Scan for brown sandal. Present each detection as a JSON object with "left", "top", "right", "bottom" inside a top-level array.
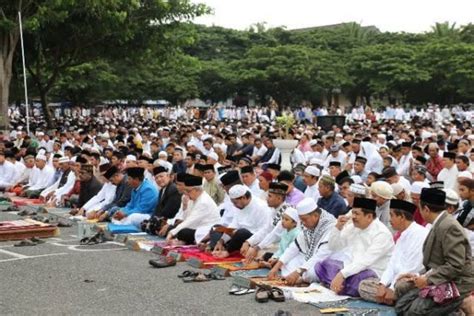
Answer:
[
  {"left": 255, "top": 287, "right": 270, "bottom": 303},
  {"left": 270, "top": 287, "right": 285, "bottom": 302}
]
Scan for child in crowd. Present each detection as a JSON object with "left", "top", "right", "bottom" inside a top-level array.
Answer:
[{"left": 262, "top": 208, "right": 300, "bottom": 277}]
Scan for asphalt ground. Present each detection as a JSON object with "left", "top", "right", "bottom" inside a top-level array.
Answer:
[{"left": 0, "top": 210, "right": 318, "bottom": 315}]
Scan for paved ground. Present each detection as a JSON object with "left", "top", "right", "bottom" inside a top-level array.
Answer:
[{"left": 0, "top": 211, "right": 318, "bottom": 315}]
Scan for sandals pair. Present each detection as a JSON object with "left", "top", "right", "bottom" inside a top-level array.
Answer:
[
  {"left": 178, "top": 270, "right": 225, "bottom": 282},
  {"left": 14, "top": 237, "right": 45, "bottom": 247},
  {"left": 80, "top": 232, "right": 107, "bottom": 245},
  {"left": 255, "top": 286, "right": 285, "bottom": 303},
  {"left": 229, "top": 284, "right": 256, "bottom": 295}
]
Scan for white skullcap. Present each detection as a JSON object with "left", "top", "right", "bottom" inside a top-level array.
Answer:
[
  {"left": 370, "top": 181, "right": 394, "bottom": 200},
  {"left": 125, "top": 155, "right": 137, "bottom": 162},
  {"left": 36, "top": 154, "right": 47, "bottom": 161},
  {"left": 296, "top": 198, "right": 318, "bottom": 216},
  {"left": 37, "top": 148, "right": 46, "bottom": 156},
  {"left": 229, "top": 184, "right": 249, "bottom": 199},
  {"left": 158, "top": 151, "right": 168, "bottom": 157},
  {"left": 350, "top": 184, "right": 366, "bottom": 195},
  {"left": 351, "top": 175, "right": 363, "bottom": 184},
  {"left": 309, "top": 140, "right": 318, "bottom": 147},
  {"left": 335, "top": 133, "right": 343, "bottom": 138},
  {"left": 458, "top": 171, "right": 473, "bottom": 179},
  {"left": 150, "top": 132, "right": 158, "bottom": 138},
  {"left": 411, "top": 181, "right": 429, "bottom": 194},
  {"left": 391, "top": 183, "right": 404, "bottom": 196},
  {"left": 37, "top": 132, "right": 44, "bottom": 136},
  {"left": 444, "top": 189, "right": 459, "bottom": 205},
  {"left": 378, "top": 134, "right": 386, "bottom": 139},
  {"left": 208, "top": 152, "right": 219, "bottom": 161},
  {"left": 304, "top": 166, "right": 320, "bottom": 177},
  {"left": 58, "top": 157, "right": 70, "bottom": 164},
  {"left": 70, "top": 156, "right": 77, "bottom": 162},
  {"left": 283, "top": 207, "right": 300, "bottom": 224},
  {"left": 468, "top": 135, "right": 474, "bottom": 141}
]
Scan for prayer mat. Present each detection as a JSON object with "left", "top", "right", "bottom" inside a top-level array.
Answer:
[
  {"left": 0, "top": 219, "right": 59, "bottom": 241},
  {"left": 10, "top": 197, "right": 44, "bottom": 207},
  {"left": 107, "top": 224, "right": 141, "bottom": 234},
  {"left": 182, "top": 249, "right": 243, "bottom": 268},
  {"left": 214, "top": 261, "right": 261, "bottom": 276}
]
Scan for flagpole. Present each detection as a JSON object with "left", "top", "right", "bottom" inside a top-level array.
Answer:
[{"left": 18, "top": 11, "right": 30, "bottom": 135}]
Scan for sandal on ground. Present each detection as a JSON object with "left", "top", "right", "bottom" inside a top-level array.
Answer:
[
  {"left": 205, "top": 272, "right": 225, "bottom": 280},
  {"left": 234, "top": 288, "right": 256, "bottom": 296},
  {"left": 192, "top": 273, "right": 210, "bottom": 282},
  {"left": 149, "top": 256, "right": 177, "bottom": 268},
  {"left": 30, "top": 237, "right": 45, "bottom": 244},
  {"left": 14, "top": 239, "right": 37, "bottom": 247},
  {"left": 79, "top": 237, "right": 90, "bottom": 245},
  {"left": 269, "top": 287, "right": 285, "bottom": 302},
  {"left": 178, "top": 270, "right": 198, "bottom": 278},
  {"left": 229, "top": 284, "right": 241, "bottom": 294},
  {"left": 255, "top": 287, "right": 270, "bottom": 303}
]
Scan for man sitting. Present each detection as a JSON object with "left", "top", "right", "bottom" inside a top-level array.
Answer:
[
  {"left": 22, "top": 154, "right": 55, "bottom": 198},
  {"left": 241, "top": 182, "right": 291, "bottom": 263},
  {"left": 202, "top": 164, "right": 225, "bottom": 205},
  {"left": 111, "top": 167, "right": 159, "bottom": 227},
  {"left": 359, "top": 199, "right": 429, "bottom": 305},
  {"left": 212, "top": 185, "right": 272, "bottom": 258},
  {"left": 268, "top": 198, "right": 336, "bottom": 285},
  {"left": 316, "top": 197, "right": 394, "bottom": 297},
  {"left": 166, "top": 174, "right": 220, "bottom": 245},
  {"left": 317, "top": 175, "right": 347, "bottom": 218},
  {"left": 395, "top": 188, "right": 474, "bottom": 315}
]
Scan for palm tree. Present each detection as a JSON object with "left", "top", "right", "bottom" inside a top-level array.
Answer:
[{"left": 430, "top": 22, "right": 460, "bottom": 38}]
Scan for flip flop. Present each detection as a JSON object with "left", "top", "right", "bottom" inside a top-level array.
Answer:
[
  {"left": 192, "top": 273, "right": 210, "bottom": 282},
  {"left": 178, "top": 270, "right": 198, "bottom": 278},
  {"left": 80, "top": 237, "right": 90, "bottom": 245},
  {"left": 255, "top": 287, "right": 270, "bottom": 303},
  {"left": 205, "top": 272, "right": 225, "bottom": 280},
  {"left": 14, "top": 239, "right": 37, "bottom": 247},
  {"left": 229, "top": 284, "right": 242, "bottom": 294},
  {"left": 270, "top": 287, "right": 285, "bottom": 302},
  {"left": 234, "top": 288, "right": 256, "bottom": 296}
]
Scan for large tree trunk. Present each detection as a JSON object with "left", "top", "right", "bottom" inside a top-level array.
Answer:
[
  {"left": 0, "top": 29, "right": 20, "bottom": 133},
  {"left": 38, "top": 88, "right": 55, "bottom": 129}
]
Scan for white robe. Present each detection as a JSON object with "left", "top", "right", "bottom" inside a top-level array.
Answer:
[
  {"left": 437, "top": 165, "right": 459, "bottom": 192},
  {"left": 83, "top": 182, "right": 117, "bottom": 213},
  {"left": 328, "top": 217, "right": 394, "bottom": 278},
  {"left": 380, "top": 222, "right": 429, "bottom": 289},
  {"left": 0, "top": 160, "right": 17, "bottom": 188},
  {"left": 26, "top": 165, "right": 55, "bottom": 191},
  {"left": 304, "top": 183, "right": 320, "bottom": 203},
  {"left": 169, "top": 191, "right": 221, "bottom": 243}
]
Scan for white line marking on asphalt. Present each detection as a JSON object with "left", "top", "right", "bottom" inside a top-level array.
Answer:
[
  {"left": 0, "top": 252, "right": 68, "bottom": 263},
  {"left": 0, "top": 248, "right": 28, "bottom": 258}
]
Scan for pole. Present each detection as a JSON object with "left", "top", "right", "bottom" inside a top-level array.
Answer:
[{"left": 18, "top": 11, "right": 30, "bottom": 135}]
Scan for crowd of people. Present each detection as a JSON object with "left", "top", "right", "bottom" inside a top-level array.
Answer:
[{"left": 1, "top": 103, "right": 473, "bottom": 315}]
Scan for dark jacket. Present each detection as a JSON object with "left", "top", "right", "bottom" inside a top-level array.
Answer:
[
  {"left": 103, "top": 175, "right": 133, "bottom": 211},
  {"left": 78, "top": 176, "right": 103, "bottom": 208},
  {"left": 423, "top": 211, "right": 474, "bottom": 296},
  {"left": 152, "top": 182, "right": 182, "bottom": 219}
]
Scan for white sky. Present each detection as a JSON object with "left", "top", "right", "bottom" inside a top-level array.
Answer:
[{"left": 192, "top": 0, "right": 473, "bottom": 33}]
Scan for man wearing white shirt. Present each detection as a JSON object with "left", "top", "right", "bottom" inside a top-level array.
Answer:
[
  {"left": 437, "top": 152, "right": 459, "bottom": 191},
  {"left": 212, "top": 185, "right": 272, "bottom": 258},
  {"left": 83, "top": 171, "right": 117, "bottom": 218},
  {"left": 239, "top": 165, "right": 264, "bottom": 199},
  {"left": 251, "top": 138, "right": 267, "bottom": 163},
  {"left": 40, "top": 157, "right": 75, "bottom": 205},
  {"left": 359, "top": 199, "right": 429, "bottom": 305},
  {"left": 303, "top": 166, "right": 320, "bottom": 203},
  {"left": 22, "top": 154, "right": 55, "bottom": 198},
  {"left": 396, "top": 142, "right": 412, "bottom": 178},
  {"left": 269, "top": 198, "right": 336, "bottom": 285},
  {"left": 0, "top": 151, "right": 16, "bottom": 190},
  {"left": 316, "top": 197, "right": 394, "bottom": 297},
  {"left": 241, "top": 182, "right": 291, "bottom": 263},
  {"left": 166, "top": 175, "right": 220, "bottom": 245}
]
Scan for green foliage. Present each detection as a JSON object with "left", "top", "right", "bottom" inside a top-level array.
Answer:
[{"left": 276, "top": 113, "right": 296, "bottom": 139}]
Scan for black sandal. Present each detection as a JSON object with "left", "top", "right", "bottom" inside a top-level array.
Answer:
[
  {"left": 205, "top": 272, "right": 225, "bottom": 280},
  {"left": 269, "top": 287, "right": 285, "bottom": 302},
  {"left": 178, "top": 270, "right": 198, "bottom": 278}
]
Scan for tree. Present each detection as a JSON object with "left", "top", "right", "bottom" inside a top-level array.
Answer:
[{"left": 2, "top": 0, "right": 209, "bottom": 129}]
